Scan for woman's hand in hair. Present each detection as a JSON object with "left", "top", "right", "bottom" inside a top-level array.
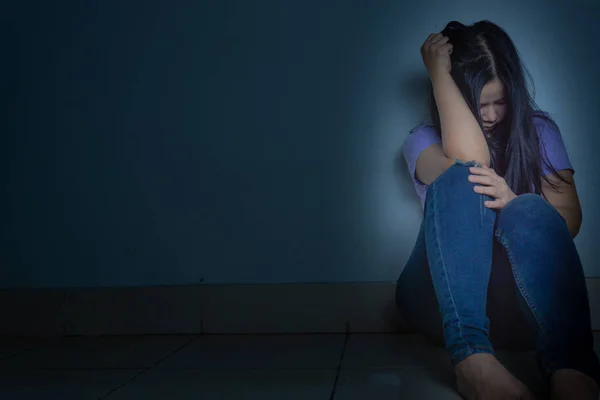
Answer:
[
  {"left": 421, "top": 33, "right": 453, "bottom": 77},
  {"left": 468, "top": 165, "right": 517, "bottom": 209}
]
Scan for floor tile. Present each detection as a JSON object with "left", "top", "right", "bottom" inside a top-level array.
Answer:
[
  {"left": 0, "top": 339, "right": 44, "bottom": 360},
  {"left": 104, "top": 369, "right": 337, "bottom": 400},
  {"left": 0, "top": 369, "right": 141, "bottom": 400},
  {"left": 342, "top": 334, "right": 449, "bottom": 369},
  {"left": 0, "top": 335, "right": 193, "bottom": 370},
  {"left": 157, "top": 334, "right": 345, "bottom": 370},
  {"left": 341, "top": 335, "right": 548, "bottom": 398},
  {"left": 334, "top": 369, "right": 461, "bottom": 399}
]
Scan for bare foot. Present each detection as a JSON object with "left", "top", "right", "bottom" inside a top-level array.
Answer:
[
  {"left": 550, "top": 369, "right": 599, "bottom": 400},
  {"left": 455, "top": 353, "right": 536, "bottom": 400}
]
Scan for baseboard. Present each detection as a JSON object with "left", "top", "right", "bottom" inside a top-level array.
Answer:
[{"left": 0, "top": 280, "right": 598, "bottom": 337}]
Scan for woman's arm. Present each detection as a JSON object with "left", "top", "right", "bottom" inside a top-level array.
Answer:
[
  {"left": 541, "top": 170, "right": 582, "bottom": 238},
  {"left": 431, "top": 70, "right": 491, "bottom": 166}
]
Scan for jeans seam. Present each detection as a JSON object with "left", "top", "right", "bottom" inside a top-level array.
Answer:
[
  {"left": 494, "top": 228, "right": 557, "bottom": 374},
  {"left": 431, "top": 178, "right": 472, "bottom": 359}
]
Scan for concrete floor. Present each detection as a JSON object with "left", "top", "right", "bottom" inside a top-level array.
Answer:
[{"left": 0, "top": 332, "right": 598, "bottom": 399}]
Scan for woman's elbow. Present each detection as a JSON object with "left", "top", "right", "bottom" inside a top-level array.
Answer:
[{"left": 454, "top": 154, "right": 490, "bottom": 168}]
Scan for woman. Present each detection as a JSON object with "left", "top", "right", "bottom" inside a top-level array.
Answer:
[{"left": 396, "top": 20, "right": 600, "bottom": 400}]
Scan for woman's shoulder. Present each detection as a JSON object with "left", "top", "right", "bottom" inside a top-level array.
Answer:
[
  {"left": 404, "top": 123, "right": 440, "bottom": 148},
  {"left": 403, "top": 123, "right": 442, "bottom": 160},
  {"left": 532, "top": 110, "right": 562, "bottom": 138},
  {"left": 533, "top": 110, "right": 558, "bottom": 127}
]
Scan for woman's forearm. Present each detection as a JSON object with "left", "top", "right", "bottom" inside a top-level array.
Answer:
[{"left": 431, "top": 70, "right": 490, "bottom": 166}]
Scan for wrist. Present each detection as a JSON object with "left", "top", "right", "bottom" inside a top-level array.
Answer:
[{"left": 429, "top": 69, "right": 452, "bottom": 84}]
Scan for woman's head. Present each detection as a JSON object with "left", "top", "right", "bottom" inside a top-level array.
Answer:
[
  {"left": 434, "top": 21, "right": 517, "bottom": 133},
  {"left": 428, "top": 20, "right": 566, "bottom": 195},
  {"left": 479, "top": 79, "right": 507, "bottom": 131}
]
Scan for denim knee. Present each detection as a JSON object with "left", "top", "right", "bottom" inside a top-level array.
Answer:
[
  {"left": 427, "top": 160, "right": 480, "bottom": 191},
  {"left": 424, "top": 157, "right": 490, "bottom": 217},
  {"left": 498, "top": 193, "right": 568, "bottom": 235}
]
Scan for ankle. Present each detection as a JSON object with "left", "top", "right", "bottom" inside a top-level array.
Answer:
[
  {"left": 454, "top": 352, "right": 502, "bottom": 384},
  {"left": 455, "top": 353, "right": 498, "bottom": 372}
]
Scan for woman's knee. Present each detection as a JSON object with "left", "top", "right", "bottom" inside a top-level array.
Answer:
[
  {"left": 497, "top": 193, "right": 567, "bottom": 236},
  {"left": 429, "top": 160, "right": 480, "bottom": 192},
  {"left": 424, "top": 160, "right": 494, "bottom": 219}
]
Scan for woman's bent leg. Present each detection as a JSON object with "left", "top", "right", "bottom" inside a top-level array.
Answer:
[
  {"left": 495, "top": 193, "right": 600, "bottom": 388},
  {"left": 396, "top": 217, "right": 537, "bottom": 352},
  {"left": 404, "top": 160, "right": 498, "bottom": 365}
]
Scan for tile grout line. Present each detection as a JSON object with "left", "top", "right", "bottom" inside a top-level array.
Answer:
[
  {"left": 0, "top": 341, "right": 47, "bottom": 362},
  {"left": 61, "top": 290, "right": 67, "bottom": 336},
  {"left": 329, "top": 322, "right": 351, "bottom": 400},
  {"left": 96, "top": 335, "right": 200, "bottom": 400}
]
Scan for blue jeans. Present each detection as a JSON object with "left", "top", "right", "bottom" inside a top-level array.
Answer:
[{"left": 396, "top": 160, "right": 600, "bottom": 388}]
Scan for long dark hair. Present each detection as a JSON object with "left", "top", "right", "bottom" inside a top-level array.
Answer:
[{"left": 428, "top": 20, "right": 569, "bottom": 195}]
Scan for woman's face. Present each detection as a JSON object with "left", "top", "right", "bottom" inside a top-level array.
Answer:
[{"left": 480, "top": 79, "right": 507, "bottom": 132}]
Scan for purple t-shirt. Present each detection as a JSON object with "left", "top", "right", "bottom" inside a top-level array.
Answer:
[{"left": 402, "top": 112, "right": 574, "bottom": 209}]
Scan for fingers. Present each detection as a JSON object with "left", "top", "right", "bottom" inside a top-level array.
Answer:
[
  {"left": 469, "top": 167, "right": 494, "bottom": 178},
  {"left": 469, "top": 167, "right": 501, "bottom": 181},
  {"left": 473, "top": 185, "right": 497, "bottom": 197},
  {"left": 423, "top": 33, "right": 450, "bottom": 48},
  {"left": 430, "top": 34, "right": 448, "bottom": 45},
  {"left": 423, "top": 33, "right": 449, "bottom": 49},
  {"left": 483, "top": 199, "right": 503, "bottom": 209},
  {"left": 468, "top": 166, "right": 512, "bottom": 209},
  {"left": 441, "top": 43, "right": 453, "bottom": 54},
  {"left": 468, "top": 174, "right": 494, "bottom": 186}
]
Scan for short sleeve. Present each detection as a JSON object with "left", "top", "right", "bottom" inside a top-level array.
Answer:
[
  {"left": 402, "top": 125, "right": 442, "bottom": 185},
  {"left": 535, "top": 114, "right": 574, "bottom": 177}
]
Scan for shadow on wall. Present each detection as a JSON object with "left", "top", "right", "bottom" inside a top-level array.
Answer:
[
  {"left": 393, "top": 72, "right": 432, "bottom": 207},
  {"left": 396, "top": 71, "right": 432, "bottom": 120}
]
